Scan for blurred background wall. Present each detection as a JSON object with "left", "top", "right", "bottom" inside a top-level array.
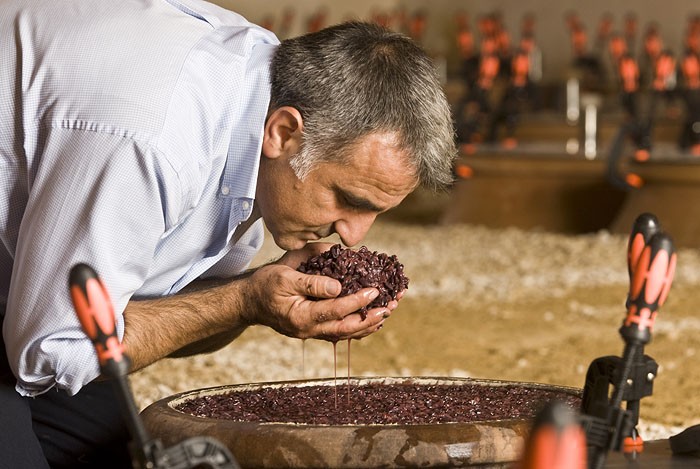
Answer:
[{"left": 210, "top": 0, "right": 700, "bottom": 84}]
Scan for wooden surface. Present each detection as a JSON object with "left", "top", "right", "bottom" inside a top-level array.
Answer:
[
  {"left": 512, "top": 112, "right": 682, "bottom": 144},
  {"left": 603, "top": 439, "right": 700, "bottom": 468},
  {"left": 442, "top": 147, "right": 626, "bottom": 234},
  {"left": 442, "top": 142, "right": 700, "bottom": 249},
  {"left": 609, "top": 157, "right": 700, "bottom": 249}
]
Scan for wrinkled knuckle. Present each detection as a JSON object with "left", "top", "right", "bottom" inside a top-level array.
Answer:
[
  {"left": 316, "top": 310, "right": 331, "bottom": 323},
  {"left": 295, "top": 275, "right": 316, "bottom": 296}
]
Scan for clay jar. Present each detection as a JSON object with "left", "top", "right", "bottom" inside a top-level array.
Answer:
[{"left": 140, "top": 376, "right": 582, "bottom": 468}]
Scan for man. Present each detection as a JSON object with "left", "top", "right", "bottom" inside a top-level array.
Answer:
[{"left": 0, "top": 0, "right": 456, "bottom": 467}]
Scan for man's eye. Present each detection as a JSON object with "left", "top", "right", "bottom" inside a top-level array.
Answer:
[
  {"left": 336, "top": 189, "right": 381, "bottom": 212},
  {"left": 342, "top": 195, "right": 362, "bottom": 209}
]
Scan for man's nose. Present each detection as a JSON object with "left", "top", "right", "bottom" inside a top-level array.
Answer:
[{"left": 334, "top": 212, "right": 378, "bottom": 247}]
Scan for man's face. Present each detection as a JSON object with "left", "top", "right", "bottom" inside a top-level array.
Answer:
[{"left": 256, "top": 132, "right": 418, "bottom": 251}]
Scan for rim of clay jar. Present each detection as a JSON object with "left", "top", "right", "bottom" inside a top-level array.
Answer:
[
  {"left": 141, "top": 376, "right": 582, "bottom": 468},
  {"left": 164, "top": 376, "right": 582, "bottom": 426}
]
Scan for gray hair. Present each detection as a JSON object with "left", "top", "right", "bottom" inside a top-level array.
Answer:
[{"left": 269, "top": 21, "right": 457, "bottom": 191}]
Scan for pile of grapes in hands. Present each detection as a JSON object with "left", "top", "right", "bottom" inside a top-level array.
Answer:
[{"left": 297, "top": 244, "right": 409, "bottom": 320}]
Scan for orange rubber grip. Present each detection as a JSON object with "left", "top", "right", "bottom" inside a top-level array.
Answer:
[
  {"left": 69, "top": 264, "right": 125, "bottom": 368},
  {"left": 627, "top": 213, "right": 660, "bottom": 282},
  {"left": 520, "top": 424, "right": 587, "bottom": 469},
  {"left": 623, "top": 233, "right": 676, "bottom": 343}
]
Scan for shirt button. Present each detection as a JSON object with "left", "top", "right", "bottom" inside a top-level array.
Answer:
[
  {"left": 242, "top": 201, "right": 250, "bottom": 210},
  {"left": 221, "top": 186, "right": 230, "bottom": 195}
]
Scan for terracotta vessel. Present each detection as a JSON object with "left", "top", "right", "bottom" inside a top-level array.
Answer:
[{"left": 140, "top": 376, "right": 582, "bottom": 468}]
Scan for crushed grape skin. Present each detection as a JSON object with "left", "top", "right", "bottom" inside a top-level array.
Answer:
[
  {"left": 175, "top": 383, "right": 581, "bottom": 425},
  {"left": 297, "top": 244, "right": 409, "bottom": 319}
]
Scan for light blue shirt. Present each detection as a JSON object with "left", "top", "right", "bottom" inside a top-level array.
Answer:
[{"left": 0, "top": 0, "right": 279, "bottom": 396}]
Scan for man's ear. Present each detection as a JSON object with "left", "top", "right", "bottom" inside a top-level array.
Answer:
[{"left": 262, "top": 106, "right": 303, "bottom": 159}]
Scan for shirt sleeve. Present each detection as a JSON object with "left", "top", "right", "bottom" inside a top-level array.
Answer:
[{"left": 5, "top": 126, "right": 184, "bottom": 397}]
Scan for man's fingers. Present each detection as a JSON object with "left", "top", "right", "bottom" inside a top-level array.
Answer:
[
  {"left": 321, "top": 288, "right": 379, "bottom": 318},
  {"left": 250, "top": 264, "right": 397, "bottom": 342},
  {"left": 314, "top": 311, "right": 387, "bottom": 341},
  {"left": 308, "top": 301, "right": 390, "bottom": 341},
  {"left": 296, "top": 273, "right": 342, "bottom": 299}
]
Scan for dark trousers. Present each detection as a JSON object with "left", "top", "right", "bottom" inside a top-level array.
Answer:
[{"left": 0, "top": 330, "right": 132, "bottom": 468}]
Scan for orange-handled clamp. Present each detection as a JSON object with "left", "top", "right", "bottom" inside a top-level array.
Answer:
[
  {"left": 584, "top": 215, "right": 674, "bottom": 469},
  {"left": 68, "top": 264, "right": 239, "bottom": 469}
]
